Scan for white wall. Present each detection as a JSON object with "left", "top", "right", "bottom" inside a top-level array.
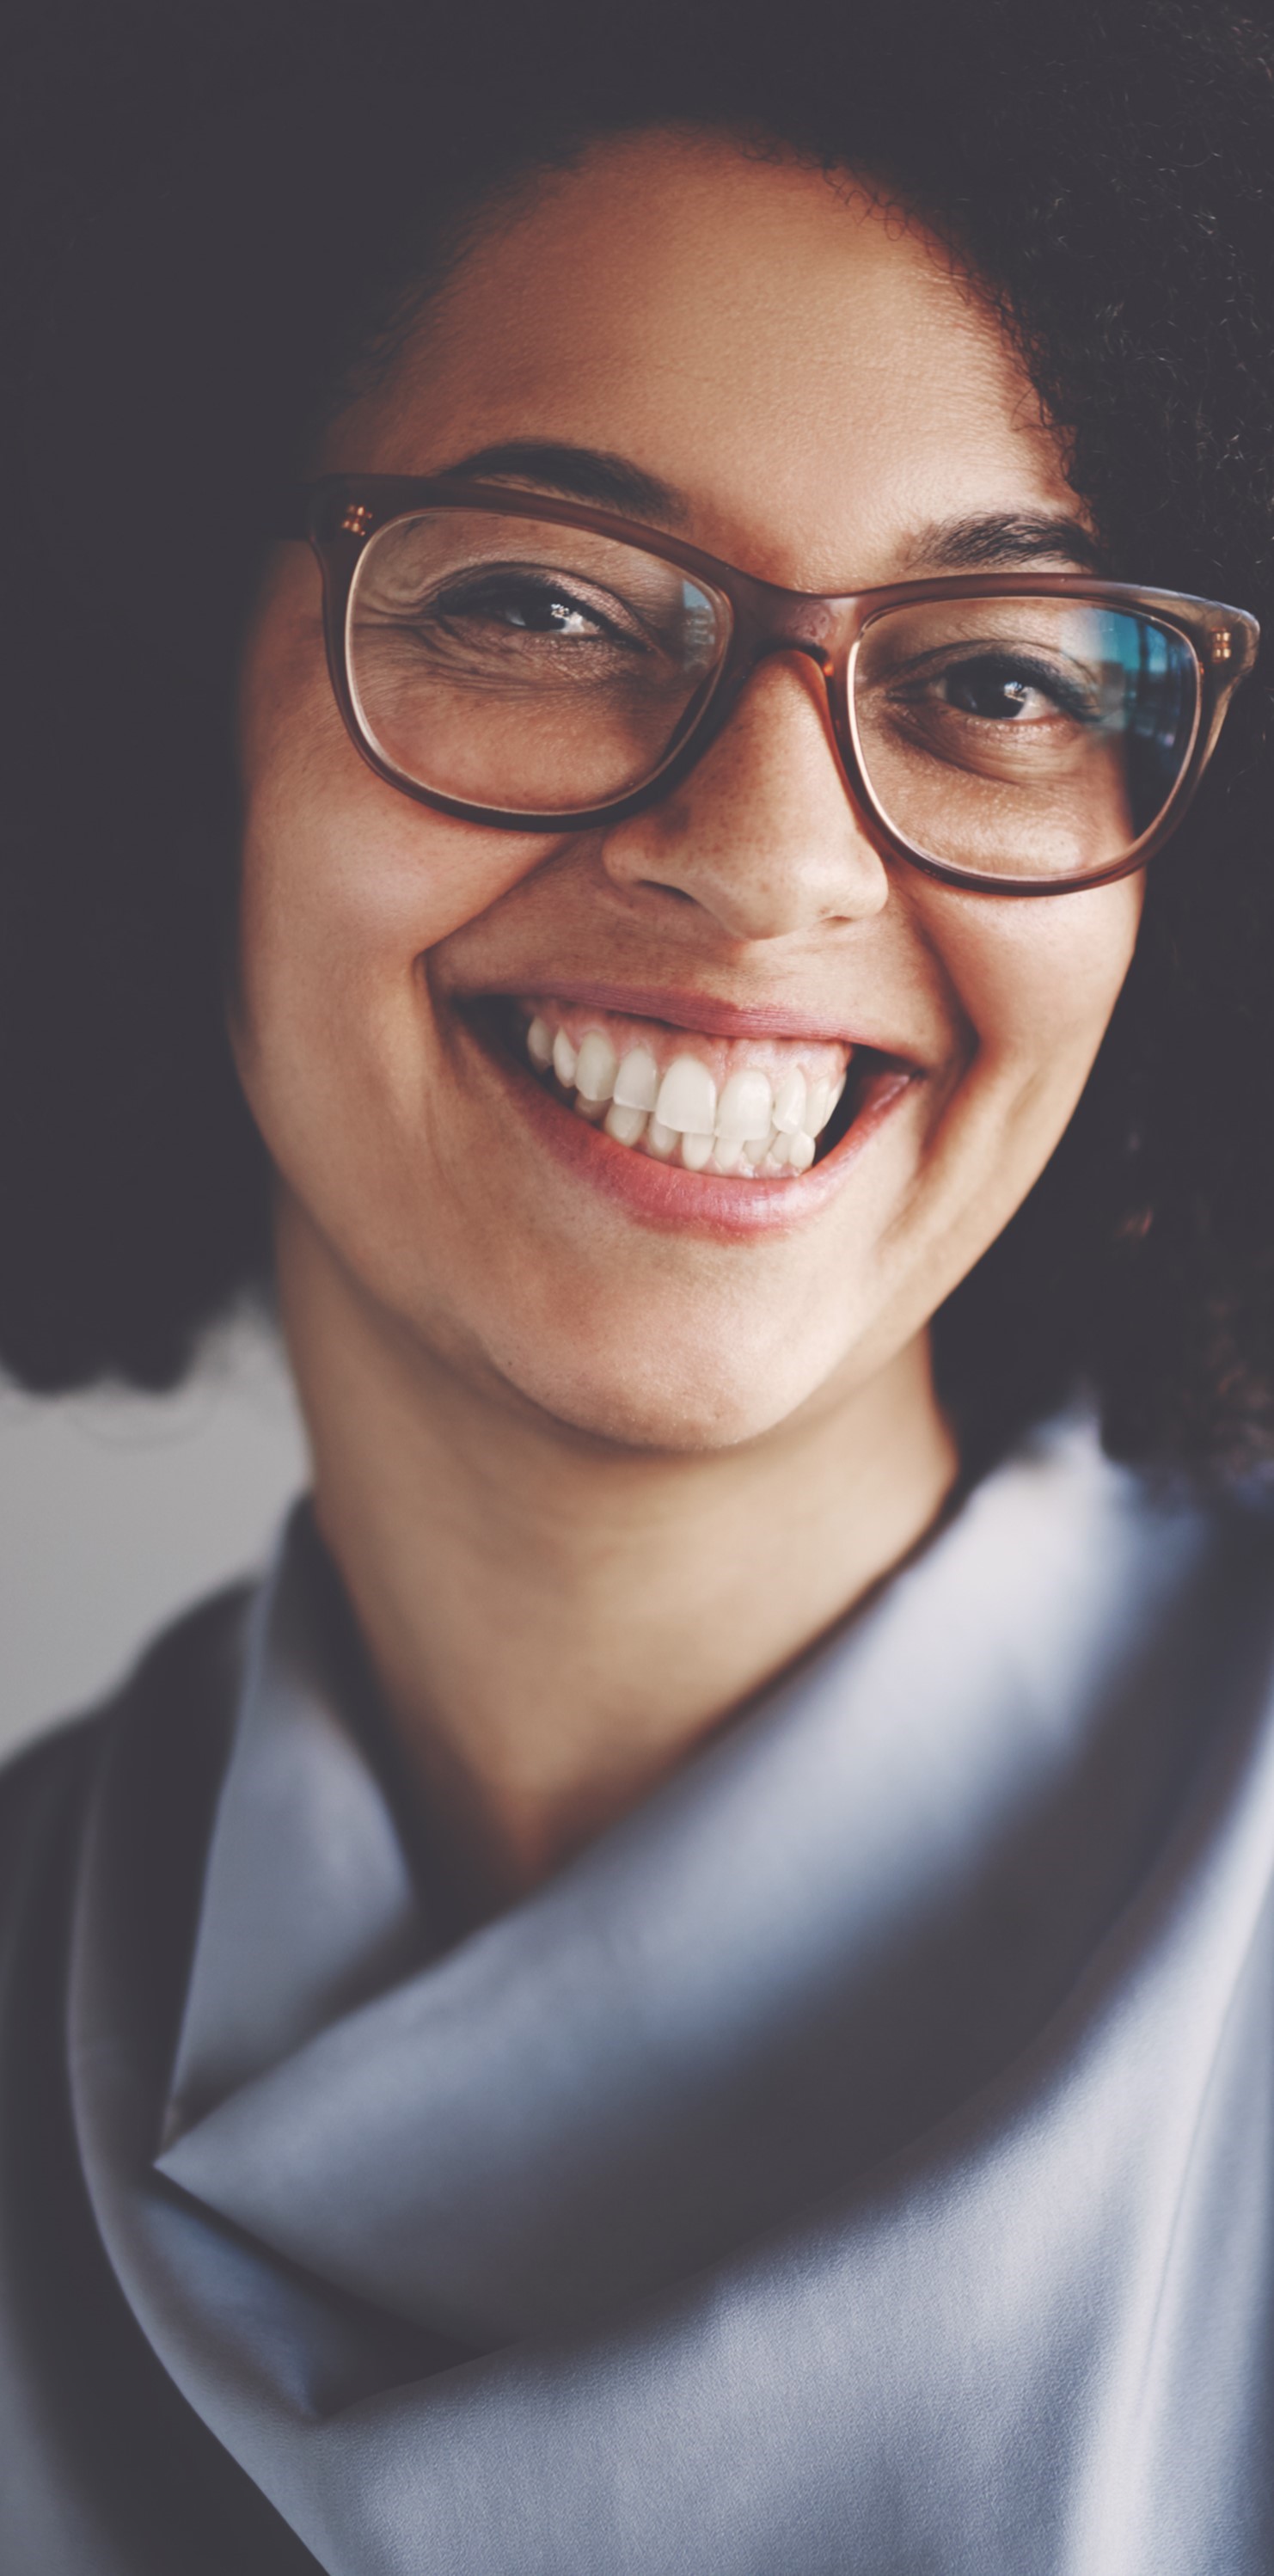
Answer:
[{"left": 0, "top": 1318, "right": 308, "bottom": 1760}]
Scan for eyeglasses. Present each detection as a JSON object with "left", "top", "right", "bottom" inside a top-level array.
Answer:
[{"left": 294, "top": 475, "right": 1260, "bottom": 896}]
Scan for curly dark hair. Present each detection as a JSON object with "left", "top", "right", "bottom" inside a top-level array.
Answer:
[{"left": 2, "top": 0, "right": 1273, "bottom": 1484}]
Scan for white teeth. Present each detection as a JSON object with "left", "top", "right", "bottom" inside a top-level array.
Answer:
[
  {"left": 527, "top": 1015, "right": 554, "bottom": 1072},
  {"left": 523, "top": 1009, "right": 848, "bottom": 1181},
  {"left": 655, "top": 1054, "right": 717, "bottom": 1138},
  {"left": 805, "top": 1074, "right": 845, "bottom": 1138},
  {"left": 772, "top": 1068, "right": 807, "bottom": 1136},
  {"left": 605, "top": 1101, "right": 648, "bottom": 1147},
  {"left": 803, "top": 1076, "right": 831, "bottom": 1137},
  {"left": 613, "top": 1046, "right": 659, "bottom": 1113},
  {"left": 552, "top": 1028, "right": 579, "bottom": 1089},
  {"left": 574, "top": 1030, "right": 618, "bottom": 1103},
  {"left": 714, "top": 1067, "right": 774, "bottom": 1143}
]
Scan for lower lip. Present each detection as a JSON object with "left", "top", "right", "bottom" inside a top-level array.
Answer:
[{"left": 463, "top": 1014, "right": 916, "bottom": 1237}]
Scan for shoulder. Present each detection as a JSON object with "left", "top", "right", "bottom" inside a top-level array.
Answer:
[
  {"left": 0, "top": 1579, "right": 260, "bottom": 2058},
  {"left": 0, "top": 1574, "right": 325, "bottom": 2573},
  {"left": 0, "top": 1711, "right": 98, "bottom": 1908},
  {"left": 0, "top": 1579, "right": 253, "bottom": 1870},
  {"left": 1000, "top": 1412, "right": 1274, "bottom": 1584}
]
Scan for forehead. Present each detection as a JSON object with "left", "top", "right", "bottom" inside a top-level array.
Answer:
[{"left": 326, "top": 126, "right": 1081, "bottom": 589}]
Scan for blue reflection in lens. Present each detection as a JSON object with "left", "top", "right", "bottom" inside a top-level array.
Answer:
[{"left": 1109, "top": 615, "right": 1195, "bottom": 834}]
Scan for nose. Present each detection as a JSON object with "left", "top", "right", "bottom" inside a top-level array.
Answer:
[{"left": 597, "top": 652, "right": 891, "bottom": 941}]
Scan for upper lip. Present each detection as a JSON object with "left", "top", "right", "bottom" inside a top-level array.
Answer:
[{"left": 457, "top": 976, "right": 921, "bottom": 1058}]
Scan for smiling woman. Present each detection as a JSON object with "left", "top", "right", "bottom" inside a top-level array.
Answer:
[{"left": 3, "top": 3, "right": 1274, "bottom": 2572}]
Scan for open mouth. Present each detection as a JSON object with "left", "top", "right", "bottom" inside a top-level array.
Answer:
[{"left": 470, "top": 994, "right": 903, "bottom": 1181}]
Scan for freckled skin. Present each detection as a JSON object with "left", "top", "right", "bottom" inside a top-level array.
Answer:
[{"left": 234, "top": 129, "right": 1141, "bottom": 1457}]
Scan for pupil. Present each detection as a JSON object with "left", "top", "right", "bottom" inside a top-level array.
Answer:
[
  {"left": 505, "top": 592, "right": 576, "bottom": 631},
  {"left": 948, "top": 663, "right": 1032, "bottom": 719}
]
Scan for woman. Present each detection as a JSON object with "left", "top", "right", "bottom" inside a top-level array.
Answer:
[{"left": 3, "top": 1, "right": 1274, "bottom": 2567}]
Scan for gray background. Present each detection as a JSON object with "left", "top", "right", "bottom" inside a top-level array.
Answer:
[{"left": 0, "top": 1317, "right": 308, "bottom": 1762}]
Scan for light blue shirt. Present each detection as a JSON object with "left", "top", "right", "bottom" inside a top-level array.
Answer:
[{"left": 69, "top": 1416, "right": 1274, "bottom": 2572}]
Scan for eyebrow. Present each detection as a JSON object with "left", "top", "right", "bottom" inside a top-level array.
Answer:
[
  {"left": 902, "top": 511, "right": 1104, "bottom": 574},
  {"left": 438, "top": 440, "right": 688, "bottom": 524},
  {"left": 435, "top": 451, "right": 1102, "bottom": 580}
]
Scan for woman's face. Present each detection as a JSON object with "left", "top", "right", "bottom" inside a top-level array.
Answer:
[{"left": 235, "top": 129, "right": 1142, "bottom": 1451}]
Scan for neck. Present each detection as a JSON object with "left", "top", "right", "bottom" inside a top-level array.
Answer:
[{"left": 279, "top": 1210, "right": 958, "bottom": 1924}]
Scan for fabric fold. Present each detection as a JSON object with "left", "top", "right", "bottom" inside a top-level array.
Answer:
[
  {"left": 67, "top": 1418, "right": 1274, "bottom": 2573},
  {"left": 163, "top": 1511, "right": 429, "bottom": 2139}
]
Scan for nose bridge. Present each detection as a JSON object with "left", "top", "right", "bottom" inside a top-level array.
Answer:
[
  {"left": 744, "top": 583, "right": 842, "bottom": 674},
  {"left": 738, "top": 623, "right": 846, "bottom": 776},
  {"left": 751, "top": 631, "right": 836, "bottom": 681},
  {"left": 598, "top": 614, "right": 889, "bottom": 940}
]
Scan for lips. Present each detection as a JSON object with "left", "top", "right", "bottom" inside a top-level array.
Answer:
[{"left": 459, "top": 987, "right": 917, "bottom": 1233}]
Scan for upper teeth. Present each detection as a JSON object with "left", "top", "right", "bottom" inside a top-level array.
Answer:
[
  {"left": 524, "top": 1013, "right": 846, "bottom": 1177},
  {"left": 654, "top": 1055, "right": 716, "bottom": 1137}
]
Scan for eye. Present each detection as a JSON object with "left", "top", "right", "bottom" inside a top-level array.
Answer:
[
  {"left": 934, "top": 653, "right": 1093, "bottom": 724},
  {"left": 429, "top": 569, "right": 637, "bottom": 647},
  {"left": 461, "top": 577, "right": 612, "bottom": 638}
]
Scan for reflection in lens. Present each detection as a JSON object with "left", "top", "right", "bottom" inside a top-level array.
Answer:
[
  {"left": 346, "top": 511, "right": 729, "bottom": 811},
  {"left": 852, "top": 599, "right": 1197, "bottom": 880}
]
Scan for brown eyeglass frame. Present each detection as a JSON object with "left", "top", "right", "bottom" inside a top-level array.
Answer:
[{"left": 291, "top": 474, "right": 1261, "bottom": 897}]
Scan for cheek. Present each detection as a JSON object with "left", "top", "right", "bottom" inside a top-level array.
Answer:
[
  {"left": 881, "top": 874, "right": 1144, "bottom": 1294},
  {"left": 232, "top": 682, "right": 544, "bottom": 1132},
  {"left": 862, "top": 880, "right": 1146, "bottom": 1346},
  {"left": 930, "top": 876, "right": 1144, "bottom": 1098}
]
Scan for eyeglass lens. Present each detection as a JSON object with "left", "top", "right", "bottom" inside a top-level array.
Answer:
[
  {"left": 347, "top": 510, "right": 727, "bottom": 813},
  {"left": 346, "top": 511, "right": 1200, "bottom": 874},
  {"left": 853, "top": 598, "right": 1197, "bottom": 880}
]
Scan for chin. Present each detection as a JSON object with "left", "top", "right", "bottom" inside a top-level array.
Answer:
[{"left": 493, "top": 1329, "right": 836, "bottom": 1456}]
